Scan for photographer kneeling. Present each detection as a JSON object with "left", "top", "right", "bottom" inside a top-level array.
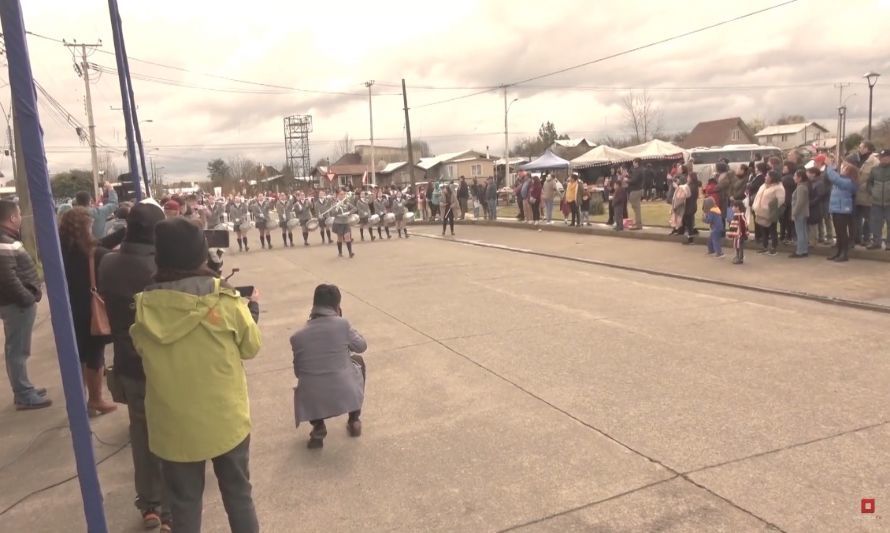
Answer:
[
  {"left": 291, "top": 284, "right": 368, "bottom": 449},
  {"left": 131, "top": 217, "right": 262, "bottom": 533}
]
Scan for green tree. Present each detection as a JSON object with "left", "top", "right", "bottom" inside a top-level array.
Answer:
[
  {"left": 206, "top": 158, "right": 232, "bottom": 191},
  {"left": 51, "top": 169, "right": 94, "bottom": 199},
  {"left": 512, "top": 122, "right": 570, "bottom": 156},
  {"left": 776, "top": 114, "right": 806, "bottom": 125},
  {"left": 862, "top": 117, "right": 890, "bottom": 150},
  {"left": 844, "top": 133, "right": 864, "bottom": 153}
]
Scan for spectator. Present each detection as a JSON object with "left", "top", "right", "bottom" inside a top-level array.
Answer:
[
  {"left": 628, "top": 158, "right": 645, "bottom": 229},
  {"left": 807, "top": 166, "right": 826, "bottom": 247},
  {"left": 457, "top": 176, "right": 469, "bottom": 220},
  {"left": 819, "top": 155, "right": 834, "bottom": 244},
  {"left": 542, "top": 174, "right": 558, "bottom": 224},
  {"left": 702, "top": 197, "right": 725, "bottom": 258},
  {"left": 669, "top": 174, "right": 689, "bottom": 236},
  {"left": 703, "top": 177, "right": 720, "bottom": 207},
  {"left": 854, "top": 142, "right": 879, "bottom": 246},
  {"left": 106, "top": 203, "right": 131, "bottom": 236},
  {"left": 74, "top": 183, "right": 118, "bottom": 238},
  {"left": 612, "top": 179, "right": 627, "bottom": 231},
  {"left": 59, "top": 207, "right": 125, "bottom": 415},
  {"left": 780, "top": 162, "right": 797, "bottom": 244},
  {"left": 470, "top": 179, "right": 482, "bottom": 220},
  {"left": 130, "top": 217, "right": 262, "bottom": 533},
  {"left": 485, "top": 176, "right": 498, "bottom": 220},
  {"left": 747, "top": 162, "right": 769, "bottom": 244},
  {"left": 529, "top": 175, "right": 543, "bottom": 225},
  {"left": 825, "top": 161, "right": 858, "bottom": 262},
  {"left": 729, "top": 164, "right": 749, "bottom": 202},
  {"left": 867, "top": 148, "right": 890, "bottom": 250},
  {"left": 97, "top": 203, "right": 169, "bottom": 530},
  {"left": 752, "top": 170, "right": 786, "bottom": 256},
  {"left": 291, "top": 284, "right": 368, "bottom": 449},
  {"left": 163, "top": 200, "right": 180, "bottom": 219},
  {"left": 0, "top": 200, "right": 50, "bottom": 410},
  {"left": 715, "top": 162, "right": 731, "bottom": 219},
  {"left": 418, "top": 186, "right": 430, "bottom": 222},
  {"left": 566, "top": 174, "right": 581, "bottom": 227},
  {"left": 789, "top": 169, "right": 811, "bottom": 258},
  {"left": 431, "top": 182, "right": 441, "bottom": 221},
  {"left": 580, "top": 181, "right": 591, "bottom": 226},
  {"left": 727, "top": 198, "right": 749, "bottom": 265},
  {"left": 682, "top": 166, "right": 700, "bottom": 244}
]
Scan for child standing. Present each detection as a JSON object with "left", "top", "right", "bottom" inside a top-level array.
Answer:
[
  {"left": 702, "top": 197, "right": 725, "bottom": 257},
  {"left": 612, "top": 179, "right": 627, "bottom": 231},
  {"left": 726, "top": 199, "right": 749, "bottom": 264}
]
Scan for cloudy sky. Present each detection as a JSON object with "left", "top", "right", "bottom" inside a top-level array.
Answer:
[{"left": 7, "top": 0, "right": 890, "bottom": 181}]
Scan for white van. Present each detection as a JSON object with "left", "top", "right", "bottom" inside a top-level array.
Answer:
[{"left": 689, "top": 144, "right": 782, "bottom": 181}]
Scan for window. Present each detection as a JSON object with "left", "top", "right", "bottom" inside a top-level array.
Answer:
[
  {"left": 731, "top": 129, "right": 740, "bottom": 141},
  {"left": 471, "top": 164, "right": 482, "bottom": 176},
  {"left": 780, "top": 134, "right": 788, "bottom": 142}
]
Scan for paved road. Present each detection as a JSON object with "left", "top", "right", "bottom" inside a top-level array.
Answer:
[{"left": 1, "top": 227, "right": 888, "bottom": 532}]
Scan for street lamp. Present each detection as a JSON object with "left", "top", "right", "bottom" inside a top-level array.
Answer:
[
  {"left": 503, "top": 92, "right": 518, "bottom": 187},
  {"left": 864, "top": 72, "right": 880, "bottom": 140}
]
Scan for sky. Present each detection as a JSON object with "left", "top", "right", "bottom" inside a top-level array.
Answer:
[{"left": 5, "top": 0, "right": 890, "bottom": 182}]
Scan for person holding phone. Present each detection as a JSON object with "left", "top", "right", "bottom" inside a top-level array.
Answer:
[{"left": 291, "top": 284, "right": 367, "bottom": 450}]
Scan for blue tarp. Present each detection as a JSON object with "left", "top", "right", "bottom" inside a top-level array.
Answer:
[{"left": 519, "top": 149, "right": 570, "bottom": 171}]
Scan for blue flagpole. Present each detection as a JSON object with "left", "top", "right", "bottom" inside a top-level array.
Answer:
[
  {"left": 106, "top": 0, "right": 142, "bottom": 200},
  {"left": 0, "top": 2, "right": 109, "bottom": 531}
]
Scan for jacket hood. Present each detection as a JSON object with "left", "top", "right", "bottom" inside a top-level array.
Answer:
[{"left": 133, "top": 276, "right": 234, "bottom": 344}]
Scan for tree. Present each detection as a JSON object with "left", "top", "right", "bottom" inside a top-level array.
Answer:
[
  {"left": 862, "top": 117, "right": 890, "bottom": 150},
  {"left": 228, "top": 156, "right": 257, "bottom": 185},
  {"left": 404, "top": 140, "right": 431, "bottom": 158},
  {"left": 51, "top": 169, "right": 94, "bottom": 199},
  {"left": 746, "top": 117, "right": 767, "bottom": 135},
  {"left": 776, "top": 114, "right": 806, "bottom": 125},
  {"left": 621, "top": 90, "right": 661, "bottom": 144},
  {"left": 206, "top": 158, "right": 232, "bottom": 191},
  {"left": 99, "top": 152, "right": 119, "bottom": 183},
  {"left": 844, "top": 133, "right": 864, "bottom": 153},
  {"left": 512, "top": 122, "right": 570, "bottom": 156},
  {"left": 333, "top": 133, "right": 354, "bottom": 162}
]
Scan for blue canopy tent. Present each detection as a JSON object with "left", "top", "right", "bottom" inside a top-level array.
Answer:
[{"left": 519, "top": 149, "right": 570, "bottom": 171}]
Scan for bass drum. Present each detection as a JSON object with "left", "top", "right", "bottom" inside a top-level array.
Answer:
[
  {"left": 404, "top": 212, "right": 415, "bottom": 223},
  {"left": 267, "top": 210, "right": 280, "bottom": 226},
  {"left": 324, "top": 216, "right": 335, "bottom": 228},
  {"left": 383, "top": 213, "right": 396, "bottom": 226},
  {"left": 213, "top": 223, "right": 234, "bottom": 231},
  {"left": 368, "top": 213, "right": 381, "bottom": 226},
  {"left": 240, "top": 219, "right": 255, "bottom": 231},
  {"left": 347, "top": 214, "right": 360, "bottom": 227},
  {"left": 306, "top": 218, "right": 319, "bottom": 231},
  {"left": 286, "top": 218, "right": 301, "bottom": 229}
]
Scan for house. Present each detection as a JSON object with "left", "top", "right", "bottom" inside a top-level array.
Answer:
[
  {"left": 754, "top": 122, "right": 830, "bottom": 150},
  {"left": 418, "top": 150, "right": 493, "bottom": 182},
  {"left": 355, "top": 145, "right": 410, "bottom": 167},
  {"left": 680, "top": 117, "right": 756, "bottom": 149},
  {"left": 328, "top": 153, "right": 372, "bottom": 189},
  {"left": 549, "top": 138, "right": 595, "bottom": 160},
  {"left": 375, "top": 161, "right": 427, "bottom": 188}
]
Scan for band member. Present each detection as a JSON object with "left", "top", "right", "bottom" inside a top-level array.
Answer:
[
  {"left": 275, "top": 192, "right": 295, "bottom": 247},
  {"left": 314, "top": 191, "right": 333, "bottom": 244},
  {"left": 441, "top": 182, "right": 455, "bottom": 236},
  {"left": 208, "top": 197, "right": 226, "bottom": 228},
  {"left": 292, "top": 191, "right": 313, "bottom": 246},
  {"left": 392, "top": 191, "right": 409, "bottom": 239},
  {"left": 249, "top": 193, "right": 273, "bottom": 249},
  {"left": 330, "top": 189, "right": 357, "bottom": 258},
  {"left": 372, "top": 192, "right": 389, "bottom": 239},
  {"left": 227, "top": 196, "right": 250, "bottom": 251},
  {"left": 356, "top": 192, "right": 373, "bottom": 241}
]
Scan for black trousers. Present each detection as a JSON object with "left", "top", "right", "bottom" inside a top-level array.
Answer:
[
  {"left": 779, "top": 208, "right": 794, "bottom": 241},
  {"left": 832, "top": 213, "right": 851, "bottom": 256},
  {"left": 682, "top": 212, "right": 696, "bottom": 236},
  {"left": 606, "top": 198, "right": 614, "bottom": 225},
  {"left": 569, "top": 201, "right": 580, "bottom": 226},
  {"left": 760, "top": 222, "right": 778, "bottom": 250},
  {"left": 442, "top": 206, "right": 454, "bottom": 233},
  {"left": 531, "top": 200, "right": 540, "bottom": 221}
]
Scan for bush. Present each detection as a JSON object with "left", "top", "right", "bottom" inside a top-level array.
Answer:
[{"left": 589, "top": 195, "right": 605, "bottom": 215}]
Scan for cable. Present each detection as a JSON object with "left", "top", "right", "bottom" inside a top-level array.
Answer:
[{"left": 0, "top": 423, "right": 69, "bottom": 474}]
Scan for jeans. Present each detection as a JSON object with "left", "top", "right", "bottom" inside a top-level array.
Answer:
[
  {"left": 473, "top": 200, "right": 481, "bottom": 219},
  {"left": 569, "top": 201, "right": 580, "bottom": 226},
  {"left": 708, "top": 231, "right": 723, "bottom": 255},
  {"left": 120, "top": 375, "right": 169, "bottom": 518},
  {"left": 821, "top": 210, "right": 834, "bottom": 241},
  {"left": 487, "top": 200, "right": 497, "bottom": 220},
  {"left": 544, "top": 199, "right": 554, "bottom": 222},
  {"left": 870, "top": 205, "right": 890, "bottom": 247},
  {"left": 0, "top": 303, "right": 37, "bottom": 401},
  {"left": 161, "top": 436, "right": 258, "bottom": 533},
  {"left": 852, "top": 205, "right": 871, "bottom": 244},
  {"left": 580, "top": 206, "right": 589, "bottom": 225},
  {"left": 832, "top": 213, "right": 852, "bottom": 257},
  {"left": 628, "top": 189, "right": 643, "bottom": 227},
  {"left": 794, "top": 215, "right": 809, "bottom": 255},
  {"left": 614, "top": 204, "right": 625, "bottom": 230}
]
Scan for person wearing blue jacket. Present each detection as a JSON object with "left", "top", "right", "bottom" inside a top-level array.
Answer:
[
  {"left": 73, "top": 183, "right": 118, "bottom": 238},
  {"left": 825, "top": 162, "right": 859, "bottom": 262}
]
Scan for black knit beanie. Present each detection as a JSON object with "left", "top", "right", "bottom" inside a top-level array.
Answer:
[
  {"left": 154, "top": 217, "right": 208, "bottom": 271},
  {"left": 125, "top": 203, "right": 165, "bottom": 244}
]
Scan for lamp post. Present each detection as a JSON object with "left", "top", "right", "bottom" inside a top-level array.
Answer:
[
  {"left": 503, "top": 90, "right": 518, "bottom": 187},
  {"left": 864, "top": 72, "right": 880, "bottom": 140}
]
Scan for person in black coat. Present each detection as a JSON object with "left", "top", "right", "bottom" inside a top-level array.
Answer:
[
  {"left": 59, "top": 207, "right": 125, "bottom": 416},
  {"left": 747, "top": 162, "right": 769, "bottom": 244},
  {"left": 97, "top": 202, "right": 170, "bottom": 528},
  {"left": 683, "top": 166, "right": 701, "bottom": 243},
  {"left": 780, "top": 161, "right": 797, "bottom": 243}
]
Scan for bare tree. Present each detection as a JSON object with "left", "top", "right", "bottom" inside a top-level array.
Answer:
[
  {"left": 333, "top": 133, "right": 354, "bottom": 162},
  {"left": 228, "top": 156, "right": 258, "bottom": 187},
  {"left": 621, "top": 90, "right": 661, "bottom": 144}
]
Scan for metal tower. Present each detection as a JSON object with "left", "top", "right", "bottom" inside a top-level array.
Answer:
[{"left": 283, "top": 114, "right": 312, "bottom": 182}]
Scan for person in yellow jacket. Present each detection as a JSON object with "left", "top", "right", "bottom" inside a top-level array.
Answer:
[
  {"left": 566, "top": 174, "right": 581, "bottom": 227},
  {"left": 131, "top": 217, "right": 262, "bottom": 533}
]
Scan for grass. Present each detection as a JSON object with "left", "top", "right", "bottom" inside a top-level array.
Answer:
[{"left": 491, "top": 201, "right": 678, "bottom": 227}]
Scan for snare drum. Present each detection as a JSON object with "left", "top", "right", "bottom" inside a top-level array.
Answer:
[
  {"left": 347, "top": 214, "right": 360, "bottom": 226},
  {"left": 404, "top": 212, "right": 415, "bottom": 223},
  {"left": 368, "top": 214, "right": 381, "bottom": 226},
  {"left": 306, "top": 218, "right": 319, "bottom": 231},
  {"left": 324, "top": 216, "right": 335, "bottom": 228},
  {"left": 383, "top": 213, "right": 396, "bottom": 226},
  {"left": 286, "top": 218, "right": 300, "bottom": 229}
]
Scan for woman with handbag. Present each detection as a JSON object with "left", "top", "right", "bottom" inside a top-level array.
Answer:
[{"left": 59, "top": 207, "right": 124, "bottom": 415}]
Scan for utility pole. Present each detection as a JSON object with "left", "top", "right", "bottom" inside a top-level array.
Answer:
[
  {"left": 65, "top": 42, "right": 102, "bottom": 200},
  {"left": 364, "top": 80, "right": 375, "bottom": 187},
  {"left": 503, "top": 86, "right": 509, "bottom": 187},
  {"left": 12, "top": 111, "right": 36, "bottom": 260},
  {"left": 834, "top": 83, "right": 850, "bottom": 163},
  {"left": 401, "top": 79, "right": 416, "bottom": 200}
]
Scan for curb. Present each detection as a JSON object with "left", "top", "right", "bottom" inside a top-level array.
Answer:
[
  {"left": 413, "top": 232, "right": 890, "bottom": 315},
  {"left": 417, "top": 218, "right": 890, "bottom": 263}
]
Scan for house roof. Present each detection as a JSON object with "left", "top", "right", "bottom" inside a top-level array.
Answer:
[
  {"left": 551, "top": 138, "right": 590, "bottom": 148},
  {"left": 418, "top": 150, "right": 481, "bottom": 170},
  {"left": 680, "top": 117, "right": 753, "bottom": 149},
  {"left": 493, "top": 156, "right": 530, "bottom": 166},
  {"left": 755, "top": 122, "right": 829, "bottom": 136},
  {"left": 378, "top": 161, "right": 426, "bottom": 174}
]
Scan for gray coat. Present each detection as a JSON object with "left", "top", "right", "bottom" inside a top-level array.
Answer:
[
  {"left": 791, "top": 181, "right": 810, "bottom": 220},
  {"left": 291, "top": 308, "right": 367, "bottom": 424}
]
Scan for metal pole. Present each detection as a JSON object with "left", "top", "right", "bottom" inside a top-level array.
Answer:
[
  {"left": 106, "top": 0, "right": 142, "bottom": 201},
  {"left": 503, "top": 86, "right": 509, "bottom": 187},
  {"left": 402, "top": 79, "right": 416, "bottom": 200},
  {"left": 0, "top": 3, "right": 109, "bottom": 531},
  {"left": 365, "top": 80, "right": 375, "bottom": 187},
  {"left": 867, "top": 84, "right": 874, "bottom": 140}
]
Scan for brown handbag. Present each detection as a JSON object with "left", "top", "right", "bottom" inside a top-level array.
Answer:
[{"left": 88, "top": 251, "right": 111, "bottom": 336}]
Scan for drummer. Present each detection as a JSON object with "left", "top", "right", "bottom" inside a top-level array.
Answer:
[
  {"left": 290, "top": 191, "right": 312, "bottom": 246},
  {"left": 331, "top": 188, "right": 357, "bottom": 258},
  {"left": 372, "top": 191, "right": 389, "bottom": 240},
  {"left": 313, "top": 191, "right": 333, "bottom": 245},
  {"left": 356, "top": 192, "right": 373, "bottom": 242},
  {"left": 227, "top": 195, "right": 251, "bottom": 252},
  {"left": 276, "top": 192, "right": 293, "bottom": 247},
  {"left": 392, "top": 190, "right": 409, "bottom": 239},
  {"left": 250, "top": 192, "right": 273, "bottom": 250},
  {"left": 208, "top": 196, "right": 226, "bottom": 228}
]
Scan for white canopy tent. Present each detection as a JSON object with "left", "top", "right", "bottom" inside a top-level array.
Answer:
[
  {"left": 623, "top": 139, "right": 686, "bottom": 160},
  {"left": 570, "top": 145, "right": 636, "bottom": 169}
]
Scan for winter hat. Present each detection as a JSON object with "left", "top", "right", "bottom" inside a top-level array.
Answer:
[
  {"left": 814, "top": 154, "right": 827, "bottom": 167},
  {"left": 163, "top": 200, "right": 181, "bottom": 213},
  {"left": 125, "top": 202, "right": 165, "bottom": 244},
  {"left": 154, "top": 217, "right": 208, "bottom": 271}
]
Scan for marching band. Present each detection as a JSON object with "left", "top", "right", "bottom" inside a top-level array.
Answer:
[{"left": 203, "top": 186, "right": 417, "bottom": 257}]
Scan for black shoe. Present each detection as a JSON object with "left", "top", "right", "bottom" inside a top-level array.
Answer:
[
  {"left": 757, "top": 248, "right": 769, "bottom": 254},
  {"left": 347, "top": 419, "right": 362, "bottom": 437},
  {"left": 827, "top": 254, "right": 839, "bottom": 260},
  {"left": 833, "top": 255, "right": 849, "bottom": 262},
  {"left": 789, "top": 253, "right": 808, "bottom": 258},
  {"left": 867, "top": 245, "right": 882, "bottom": 250}
]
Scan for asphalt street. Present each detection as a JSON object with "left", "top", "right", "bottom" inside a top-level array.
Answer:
[{"left": 1, "top": 225, "right": 888, "bottom": 532}]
